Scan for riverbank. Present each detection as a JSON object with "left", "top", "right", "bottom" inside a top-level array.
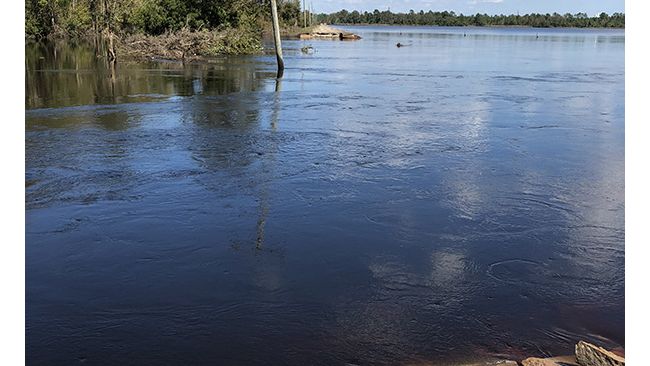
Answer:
[
  {"left": 119, "top": 24, "right": 357, "bottom": 62},
  {"left": 45, "top": 17, "right": 618, "bottom": 64},
  {"left": 51, "top": 23, "right": 323, "bottom": 63},
  {"left": 44, "top": 20, "right": 617, "bottom": 64}
]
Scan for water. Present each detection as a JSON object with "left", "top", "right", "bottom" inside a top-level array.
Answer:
[{"left": 25, "top": 26, "right": 625, "bottom": 365}]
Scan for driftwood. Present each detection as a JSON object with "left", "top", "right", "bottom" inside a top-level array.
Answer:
[
  {"left": 575, "top": 341, "right": 625, "bottom": 366},
  {"left": 118, "top": 29, "right": 219, "bottom": 61}
]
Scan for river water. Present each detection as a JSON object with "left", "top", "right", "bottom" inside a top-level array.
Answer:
[{"left": 26, "top": 26, "right": 624, "bottom": 365}]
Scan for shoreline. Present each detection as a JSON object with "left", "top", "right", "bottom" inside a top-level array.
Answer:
[
  {"left": 27, "top": 21, "right": 623, "bottom": 63},
  {"left": 332, "top": 23, "right": 625, "bottom": 30}
]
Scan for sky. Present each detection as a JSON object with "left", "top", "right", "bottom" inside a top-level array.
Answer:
[{"left": 312, "top": 0, "right": 626, "bottom": 16}]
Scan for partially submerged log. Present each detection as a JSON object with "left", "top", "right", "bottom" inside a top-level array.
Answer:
[
  {"left": 340, "top": 33, "right": 361, "bottom": 40},
  {"left": 575, "top": 341, "right": 625, "bottom": 366}
]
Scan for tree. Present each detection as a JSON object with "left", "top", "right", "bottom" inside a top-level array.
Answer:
[{"left": 279, "top": 0, "right": 300, "bottom": 26}]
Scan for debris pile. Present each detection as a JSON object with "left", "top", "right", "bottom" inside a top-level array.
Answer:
[{"left": 299, "top": 24, "right": 361, "bottom": 40}]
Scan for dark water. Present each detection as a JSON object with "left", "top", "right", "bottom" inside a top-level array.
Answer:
[{"left": 26, "top": 26, "right": 624, "bottom": 365}]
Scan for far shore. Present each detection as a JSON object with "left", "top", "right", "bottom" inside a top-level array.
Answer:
[{"left": 331, "top": 23, "right": 625, "bottom": 30}]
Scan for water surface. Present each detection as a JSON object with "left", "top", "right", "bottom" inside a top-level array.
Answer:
[{"left": 26, "top": 26, "right": 625, "bottom": 365}]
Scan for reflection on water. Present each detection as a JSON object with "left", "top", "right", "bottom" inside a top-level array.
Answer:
[
  {"left": 25, "top": 41, "right": 275, "bottom": 109},
  {"left": 26, "top": 26, "right": 624, "bottom": 366}
]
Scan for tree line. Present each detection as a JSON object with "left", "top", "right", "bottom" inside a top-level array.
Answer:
[
  {"left": 316, "top": 10, "right": 625, "bottom": 28},
  {"left": 25, "top": 0, "right": 304, "bottom": 40},
  {"left": 25, "top": 2, "right": 624, "bottom": 40}
]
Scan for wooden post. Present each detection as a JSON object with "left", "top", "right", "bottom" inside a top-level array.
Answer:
[{"left": 270, "top": 0, "right": 284, "bottom": 78}]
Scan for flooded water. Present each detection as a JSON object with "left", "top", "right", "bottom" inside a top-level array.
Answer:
[{"left": 26, "top": 26, "right": 624, "bottom": 365}]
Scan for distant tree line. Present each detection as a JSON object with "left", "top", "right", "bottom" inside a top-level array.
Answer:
[
  {"left": 25, "top": 0, "right": 303, "bottom": 40},
  {"left": 316, "top": 10, "right": 625, "bottom": 28}
]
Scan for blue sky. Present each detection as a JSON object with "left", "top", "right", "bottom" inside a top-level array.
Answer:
[{"left": 312, "top": 0, "right": 625, "bottom": 16}]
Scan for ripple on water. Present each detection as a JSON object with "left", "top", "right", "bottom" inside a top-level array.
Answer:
[{"left": 487, "top": 259, "right": 546, "bottom": 285}]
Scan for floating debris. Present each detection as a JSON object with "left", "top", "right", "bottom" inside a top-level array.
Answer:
[{"left": 298, "top": 24, "right": 361, "bottom": 40}]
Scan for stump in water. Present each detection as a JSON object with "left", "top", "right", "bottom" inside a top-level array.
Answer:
[
  {"left": 107, "top": 33, "right": 116, "bottom": 62},
  {"left": 101, "top": 29, "right": 116, "bottom": 62}
]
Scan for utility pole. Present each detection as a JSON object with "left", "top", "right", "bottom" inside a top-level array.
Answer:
[
  {"left": 270, "top": 0, "right": 284, "bottom": 78},
  {"left": 303, "top": 0, "right": 306, "bottom": 28}
]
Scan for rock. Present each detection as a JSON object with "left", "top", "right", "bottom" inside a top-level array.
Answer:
[
  {"left": 609, "top": 348, "right": 625, "bottom": 358},
  {"left": 575, "top": 341, "right": 625, "bottom": 366},
  {"left": 522, "top": 356, "right": 578, "bottom": 366},
  {"left": 522, "top": 359, "right": 545, "bottom": 366}
]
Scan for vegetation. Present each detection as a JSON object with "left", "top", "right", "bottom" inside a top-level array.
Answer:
[
  {"left": 25, "top": 0, "right": 304, "bottom": 56},
  {"left": 316, "top": 10, "right": 625, "bottom": 28},
  {"left": 26, "top": 0, "right": 307, "bottom": 38}
]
